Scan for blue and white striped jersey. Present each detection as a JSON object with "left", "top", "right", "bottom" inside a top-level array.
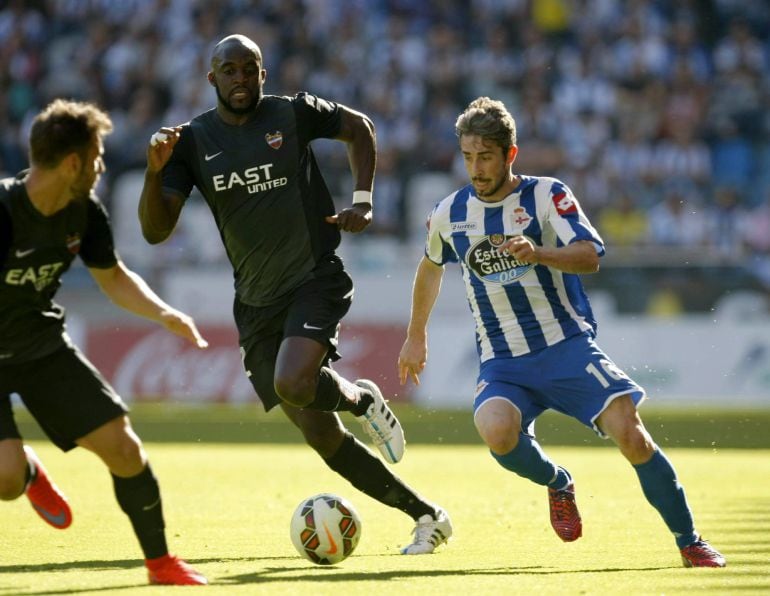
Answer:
[{"left": 425, "top": 175, "right": 605, "bottom": 362}]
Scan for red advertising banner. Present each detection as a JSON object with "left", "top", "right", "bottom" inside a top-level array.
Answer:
[{"left": 85, "top": 322, "right": 411, "bottom": 403}]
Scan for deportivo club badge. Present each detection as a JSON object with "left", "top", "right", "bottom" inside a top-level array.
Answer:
[
  {"left": 511, "top": 207, "right": 533, "bottom": 229},
  {"left": 465, "top": 235, "right": 534, "bottom": 285},
  {"left": 265, "top": 131, "right": 283, "bottom": 150}
]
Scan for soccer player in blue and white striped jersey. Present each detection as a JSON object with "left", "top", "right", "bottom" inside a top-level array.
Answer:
[{"left": 398, "top": 97, "right": 725, "bottom": 568}]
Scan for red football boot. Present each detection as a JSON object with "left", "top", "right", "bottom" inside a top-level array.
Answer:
[
  {"left": 23, "top": 446, "right": 72, "bottom": 529},
  {"left": 548, "top": 482, "right": 582, "bottom": 542},
  {"left": 146, "top": 554, "right": 208, "bottom": 585},
  {"left": 680, "top": 538, "right": 726, "bottom": 568}
]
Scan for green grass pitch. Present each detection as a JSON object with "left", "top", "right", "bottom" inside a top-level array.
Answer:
[{"left": 2, "top": 438, "right": 769, "bottom": 594}]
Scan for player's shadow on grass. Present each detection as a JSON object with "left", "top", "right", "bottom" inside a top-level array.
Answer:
[
  {"left": 0, "top": 555, "right": 281, "bottom": 576},
  {"left": 0, "top": 555, "right": 685, "bottom": 593},
  {"left": 0, "top": 558, "right": 144, "bottom": 574},
  {"left": 0, "top": 559, "right": 150, "bottom": 596},
  {"left": 0, "top": 586, "right": 144, "bottom": 596},
  {"left": 0, "top": 556, "right": 294, "bottom": 595},
  {"left": 218, "top": 560, "right": 679, "bottom": 586}
]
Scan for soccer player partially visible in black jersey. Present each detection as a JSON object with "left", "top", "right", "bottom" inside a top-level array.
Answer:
[
  {"left": 139, "top": 34, "right": 452, "bottom": 554},
  {"left": 0, "top": 99, "right": 209, "bottom": 585}
]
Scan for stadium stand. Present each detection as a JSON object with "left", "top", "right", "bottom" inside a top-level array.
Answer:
[{"left": 1, "top": 0, "right": 769, "bottom": 312}]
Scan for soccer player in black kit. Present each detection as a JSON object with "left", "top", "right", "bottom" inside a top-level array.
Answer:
[
  {"left": 0, "top": 99, "right": 208, "bottom": 585},
  {"left": 139, "top": 34, "right": 452, "bottom": 554}
]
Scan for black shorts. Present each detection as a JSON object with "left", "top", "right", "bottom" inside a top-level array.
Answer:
[
  {"left": 234, "top": 269, "right": 354, "bottom": 411},
  {"left": 0, "top": 343, "right": 128, "bottom": 451}
]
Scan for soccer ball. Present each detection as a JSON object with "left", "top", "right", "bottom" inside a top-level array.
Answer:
[{"left": 290, "top": 493, "right": 361, "bottom": 565}]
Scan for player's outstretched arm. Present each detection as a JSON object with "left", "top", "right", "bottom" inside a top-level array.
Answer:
[
  {"left": 89, "top": 261, "right": 208, "bottom": 349},
  {"left": 325, "top": 106, "right": 376, "bottom": 233},
  {"left": 398, "top": 257, "right": 444, "bottom": 386},
  {"left": 139, "top": 127, "right": 185, "bottom": 244}
]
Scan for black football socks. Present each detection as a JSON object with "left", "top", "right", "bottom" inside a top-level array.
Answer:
[
  {"left": 112, "top": 464, "right": 168, "bottom": 559},
  {"left": 312, "top": 367, "right": 372, "bottom": 415},
  {"left": 325, "top": 432, "right": 434, "bottom": 520}
]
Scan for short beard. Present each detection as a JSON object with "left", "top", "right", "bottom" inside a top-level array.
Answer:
[
  {"left": 72, "top": 168, "right": 96, "bottom": 202},
  {"left": 475, "top": 175, "right": 506, "bottom": 197},
  {"left": 214, "top": 84, "right": 260, "bottom": 115}
]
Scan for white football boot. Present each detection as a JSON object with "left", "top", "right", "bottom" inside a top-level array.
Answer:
[
  {"left": 354, "top": 379, "right": 405, "bottom": 464},
  {"left": 401, "top": 508, "right": 453, "bottom": 554}
]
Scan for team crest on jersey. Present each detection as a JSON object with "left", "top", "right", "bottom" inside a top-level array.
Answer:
[
  {"left": 265, "top": 131, "right": 283, "bottom": 150},
  {"left": 489, "top": 234, "right": 505, "bottom": 247},
  {"left": 465, "top": 234, "right": 534, "bottom": 285},
  {"left": 552, "top": 191, "right": 577, "bottom": 215},
  {"left": 66, "top": 233, "right": 81, "bottom": 254},
  {"left": 511, "top": 207, "right": 532, "bottom": 229}
]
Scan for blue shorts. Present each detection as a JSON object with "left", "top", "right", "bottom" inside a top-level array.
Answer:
[{"left": 473, "top": 333, "right": 645, "bottom": 438}]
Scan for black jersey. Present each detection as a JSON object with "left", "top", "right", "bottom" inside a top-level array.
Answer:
[
  {"left": 161, "top": 93, "right": 344, "bottom": 307},
  {"left": 0, "top": 176, "right": 117, "bottom": 366}
]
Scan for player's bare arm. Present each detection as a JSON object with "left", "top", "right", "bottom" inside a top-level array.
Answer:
[
  {"left": 138, "top": 126, "right": 185, "bottom": 244},
  {"left": 499, "top": 237, "right": 600, "bottom": 274},
  {"left": 325, "top": 106, "right": 376, "bottom": 233},
  {"left": 398, "top": 257, "right": 445, "bottom": 386},
  {"left": 89, "top": 261, "right": 208, "bottom": 348}
]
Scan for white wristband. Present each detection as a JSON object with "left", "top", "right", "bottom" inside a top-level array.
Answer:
[
  {"left": 150, "top": 132, "right": 168, "bottom": 146},
  {"left": 353, "top": 190, "right": 372, "bottom": 205}
]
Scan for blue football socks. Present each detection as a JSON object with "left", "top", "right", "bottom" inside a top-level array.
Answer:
[
  {"left": 491, "top": 433, "right": 570, "bottom": 489},
  {"left": 633, "top": 448, "right": 698, "bottom": 548}
]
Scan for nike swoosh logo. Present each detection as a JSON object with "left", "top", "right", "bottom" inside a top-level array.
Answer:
[
  {"left": 303, "top": 323, "right": 324, "bottom": 330},
  {"left": 142, "top": 497, "right": 161, "bottom": 511},
  {"left": 15, "top": 248, "right": 35, "bottom": 258},
  {"left": 32, "top": 504, "right": 68, "bottom": 527},
  {"left": 322, "top": 522, "right": 338, "bottom": 555},
  {"left": 204, "top": 151, "right": 223, "bottom": 161}
]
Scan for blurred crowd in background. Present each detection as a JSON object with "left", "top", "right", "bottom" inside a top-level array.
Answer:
[{"left": 1, "top": 0, "right": 770, "bottom": 309}]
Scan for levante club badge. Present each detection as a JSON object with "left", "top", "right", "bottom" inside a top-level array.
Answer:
[
  {"left": 66, "top": 233, "right": 81, "bottom": 254},
  {"left": 265, "top": 131, "right": 283, "bottom": 150}
]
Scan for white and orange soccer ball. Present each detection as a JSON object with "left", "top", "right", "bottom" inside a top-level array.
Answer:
[{"left": 290, "top": 493, "right": 361, "bottom": 565}]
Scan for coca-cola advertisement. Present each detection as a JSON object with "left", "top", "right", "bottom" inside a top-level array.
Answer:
[{"left": 85, "top": 323, "right": 412, "bottom": 403}]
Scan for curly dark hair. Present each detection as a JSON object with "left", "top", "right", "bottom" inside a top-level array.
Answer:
[{"left": 455, "top": 96, "right": 517, "bottom": 153}]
